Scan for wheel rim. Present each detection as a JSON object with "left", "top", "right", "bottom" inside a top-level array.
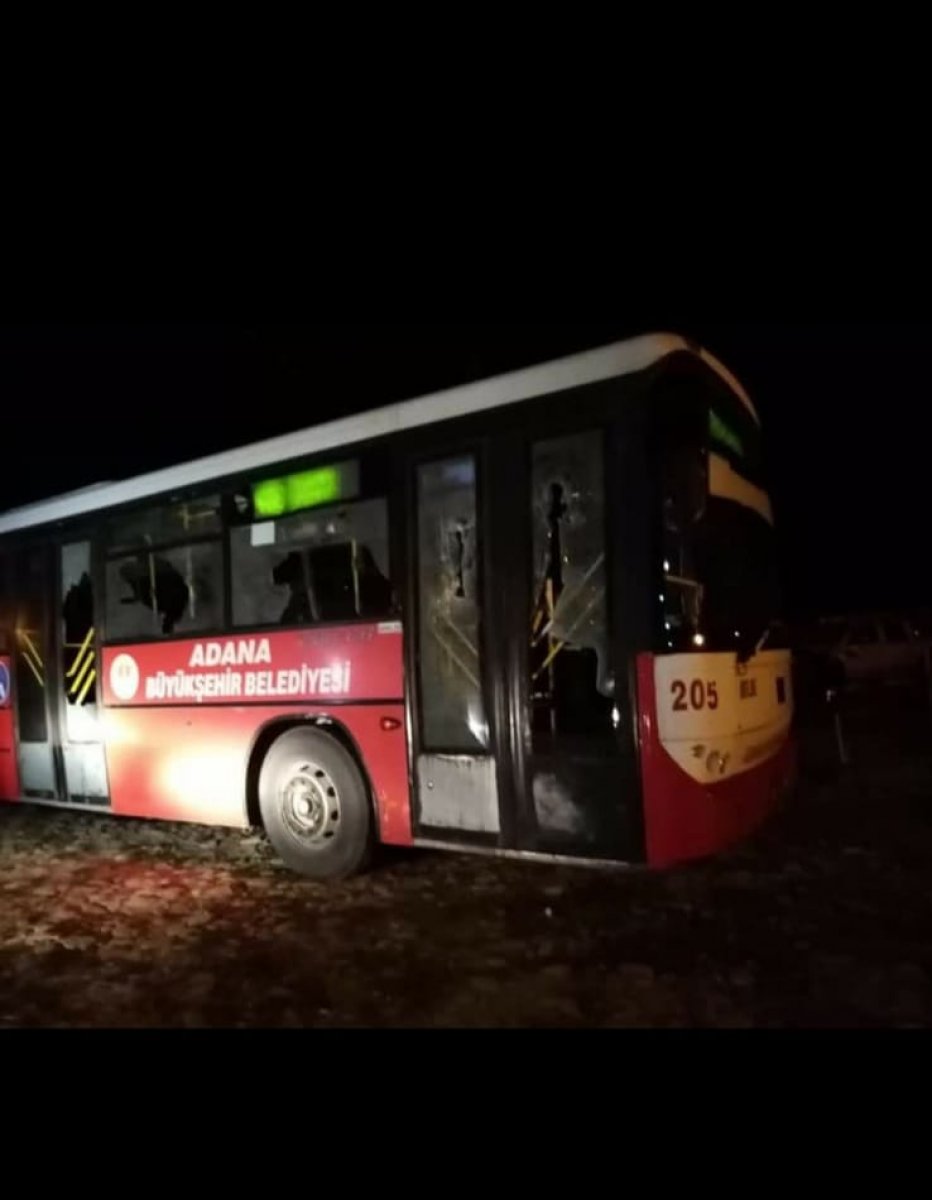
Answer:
[{"left": 281, "top": 762, "right": 341, "bottom": 847}]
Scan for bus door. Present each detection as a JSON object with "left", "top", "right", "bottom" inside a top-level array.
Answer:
[
  {"left": 508, "top": 425, "right": 643, "bottom": 861},
  {"left": 410, "top": 450, "right": 504, "bottom": 841},
  {"left": 409, "top": 424, "right": 643, "bottom": 861},
  {"left": 11, "top": 541, "right": 109, "bottom": 806}
]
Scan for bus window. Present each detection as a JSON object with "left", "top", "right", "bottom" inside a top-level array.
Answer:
[
  {"left": 106, "top": 544, "right": 223, "bottom": 639},
  {"left": 105, "top": 499, "right": 224, "bottom": 640},
  {"left": 530, "top": 430, "right": 613, "bottom": 743},
  {"left": 417, "top": 456, "right": 488, "bottom": 752},
  {"left": 107, "top": 498, "right": 222, "bottom": 553},
  {"left": 14, "top": 546, "right": 49, "bottom": 743},
  {"left": 61, "top": 542, "right": 98, "bottom": 730},
  {"left": 229, "top": 496, "right": 393, "bottom": 628}
]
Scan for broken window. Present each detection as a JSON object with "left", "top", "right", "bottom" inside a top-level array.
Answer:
[
  {"left": 60, "top": 542, "right": 99, "bottom": 736},
  {"left": 229, "top": 496, "right": 393, "bottom": 628},
  {"left": 106, "top": 543, "right": 223, "bottom": 639},
  {"left": 105, "top": 497, "right": 224, "bottom": 640},
  {"left": 417, "top": 455, "right": 488, "bottom": 752},
  {"left": 530, "top": 430, "right": 613, "bottom": 743}
]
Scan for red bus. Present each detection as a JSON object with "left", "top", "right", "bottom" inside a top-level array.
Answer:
[{"left": 0, "top": 334, "right": 794, "bottom": 879}]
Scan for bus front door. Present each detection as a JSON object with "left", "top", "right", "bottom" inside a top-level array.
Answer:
[{"left": 517, "top": 428, "right": 634, "bottom": 859}]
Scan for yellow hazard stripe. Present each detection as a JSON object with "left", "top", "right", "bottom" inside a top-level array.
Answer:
[
  {"left": 69, "top": 651, "right": 95, "bottom": 696},
  {"left": 66, "top": 627, "right": 95, "bottom": 678},
  {"left": 76, "top": 668, "right": 96, "bottom": 706},
  {"left": 21, "top": 645, "right": 43, "bottom": 676},
  {"left": 19, "top": 652, "right": 44, "bottom": 688},
  {"left": 66, "top": 646, "right": 91, "bottom": 684},
  {"left": 19, "top": 630, "right": 43, "bottom": 667}
]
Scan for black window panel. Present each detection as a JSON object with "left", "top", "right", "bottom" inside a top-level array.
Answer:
[
  {"left": 849, "top": 619, "right": 879, "bottom": 646},
  {"left": 14, "top": 546, "right": 48, "bottom": 743},
  {"left": 0, "top": 551, "right": 11, "bottom": 653},
  {"left": 106, "top": 542, "right": 223, "bottom": 639},
  {"left": 881, "top": 617, "right": 908, "bottom": 645},
  {"left": 229, "top": 497, "right": 393, "bottom": 628},
  {"left": 107, "top": 497, "right": 222, "bottom": 554}
]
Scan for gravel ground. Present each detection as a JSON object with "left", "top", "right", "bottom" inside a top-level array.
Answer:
[{"left": 2, "top": 696, "right": 932, "bottom": 1028}]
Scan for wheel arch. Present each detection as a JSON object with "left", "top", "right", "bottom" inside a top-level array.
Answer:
[{"left": 245, "top": 714, "right": 377, "bottom": 833}]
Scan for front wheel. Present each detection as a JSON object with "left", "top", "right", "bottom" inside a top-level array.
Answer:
[{"left": 258, "top": 727, "right": 373, "bottom": 880}]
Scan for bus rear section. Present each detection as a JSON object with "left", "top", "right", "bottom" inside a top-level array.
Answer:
[{"left": 0, "top": 335, "right": 793, "bottom": 879}]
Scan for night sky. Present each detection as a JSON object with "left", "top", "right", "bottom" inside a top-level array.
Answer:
[{"left": 0, "top": 322, "right": 927, "bottom": 620}]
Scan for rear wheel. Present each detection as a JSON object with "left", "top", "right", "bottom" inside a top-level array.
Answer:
[{"left": 258, "top": 727, "right": 373, "bottom": 880}]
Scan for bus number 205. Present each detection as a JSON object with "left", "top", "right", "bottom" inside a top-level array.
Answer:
[{"left": 671, "top": 680, "right": 720, "bottom": 712}]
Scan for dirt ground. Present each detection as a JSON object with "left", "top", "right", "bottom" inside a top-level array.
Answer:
[{"left": 2, "top": 694, "right": 932, "bottom": 1028}]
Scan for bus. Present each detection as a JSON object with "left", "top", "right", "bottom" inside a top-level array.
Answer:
[{"left": 0, "top": 333, "right": 794, "bottom": 880}]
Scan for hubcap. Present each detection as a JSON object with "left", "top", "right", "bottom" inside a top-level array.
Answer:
[{"left": 282, "top": 762, "right": 341, "bottom": 846}]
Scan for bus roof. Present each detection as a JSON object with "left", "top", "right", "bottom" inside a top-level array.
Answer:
[{"left": 0, "top": 332, "right": 756, "bottom": 535}]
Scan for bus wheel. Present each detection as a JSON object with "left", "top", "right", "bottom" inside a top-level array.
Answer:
[{"left": 258, "top": 727, "right": 373, "bottom": 880}]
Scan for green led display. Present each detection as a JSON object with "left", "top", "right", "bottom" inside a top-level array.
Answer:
[
  {"left": 286, "top": 466, "right": 341, "bottom": 511},
  {"left": 252, "top": 477, "right": 288, "bottom": 518},
  {"left": 709, "top": 409, "right": 744, "bottom": 460},
  {"left": 252, "top": 461, "right": 358, "bottom": 518}
]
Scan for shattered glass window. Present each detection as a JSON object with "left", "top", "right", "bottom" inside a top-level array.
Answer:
[
  {"left": 230, "top": 497, "right": 393, "bottom": 628},
  {"left": 417, "top": 455, "right": 488, "bottom": 752},
  {"left": 104, "top": 497, "right": 224, "bottom": 641},
  {"left": 530, "top": 430, "right": 614, "bottom": 743},
  {"left": 106, "top": 543, "right": 223, "bottom": 639}
]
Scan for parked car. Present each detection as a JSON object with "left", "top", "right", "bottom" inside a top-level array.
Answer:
[{"left": 805, "top": 612, "right": 930, "bottom": 688}]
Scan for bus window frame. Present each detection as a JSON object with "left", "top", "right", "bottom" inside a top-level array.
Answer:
[{"left": 96, "top": 442, "right": 399, "bottom": 648}]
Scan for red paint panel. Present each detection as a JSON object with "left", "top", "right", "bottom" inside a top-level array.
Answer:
[
  {"left": 103, "top": 703, "right": 413, "bottom": 845},
  {"left": 636, "top": 653, "right": 795, "bottom": 868},
  {"left": 101, "top": 624, "right": 403, "bottom": 708},
  {"left": 0, "top": 655, "right": 17, "bottom": 801}
]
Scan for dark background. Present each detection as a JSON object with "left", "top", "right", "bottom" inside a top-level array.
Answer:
[{"left": 0, "top": 322, "right": 926, "bottom": 620}]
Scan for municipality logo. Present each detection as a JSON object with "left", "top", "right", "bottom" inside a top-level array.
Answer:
[{"left": 109, "top": 653, "right": 140, "bottom": 702}]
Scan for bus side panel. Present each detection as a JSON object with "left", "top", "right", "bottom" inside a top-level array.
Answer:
[
  {"left": 0, "top": 655, "right": 17, "bottom": 801},
  {"left": 102, "top": 704, "right": 412, "bottom": 843},
  {"left": 636, "top": 653, "right": 795, "bottom": 868}
]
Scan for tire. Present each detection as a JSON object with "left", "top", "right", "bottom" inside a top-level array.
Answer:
[{"left": 258, "top": 726, "right": 373, "bottom": 880}]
